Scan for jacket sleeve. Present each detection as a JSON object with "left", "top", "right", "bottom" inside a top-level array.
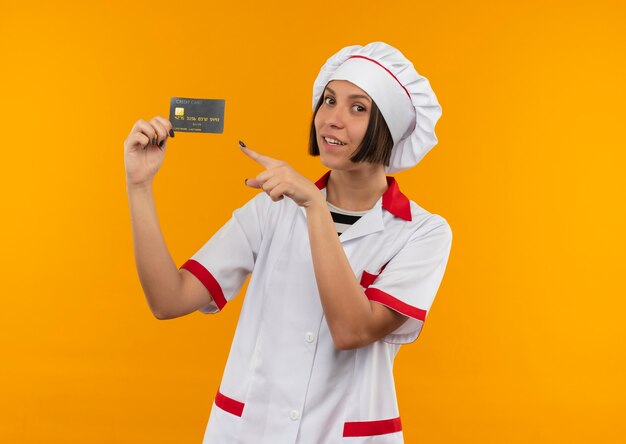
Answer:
[
  {"left": 365, "top": 216, "right": 453, "bottom": 344},
  {"left": 179, "top": 193, "right": 268, "bottom": 314}
]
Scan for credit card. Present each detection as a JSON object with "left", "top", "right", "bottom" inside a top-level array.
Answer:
[{"left": 169, "top": 97, "right": 225, "bottom": 133}]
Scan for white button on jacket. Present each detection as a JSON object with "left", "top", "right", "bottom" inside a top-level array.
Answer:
[{"left": 181, "top": 172, "right": 452, "bottom": 444}]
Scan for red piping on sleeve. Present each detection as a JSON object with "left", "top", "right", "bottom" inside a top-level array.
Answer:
[
  {"left": 215, "top": 390, "right": 245, "bottom": 417},
  {"left": 180, "top": 259, "right": 227, "bottom": 310},
  {"left": 365, "top": 288, "right": 427, "bottom": 321},
  {"left": 343, "top": 417, "right": 402, "bottom": 437}
]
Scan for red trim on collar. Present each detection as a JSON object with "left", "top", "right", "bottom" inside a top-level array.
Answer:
[
  {"left": 315, "top": 171, "right": 412, "bottom": 221},
  {"left": 314, "top": 171, "right": 332, "bottom": 189}
]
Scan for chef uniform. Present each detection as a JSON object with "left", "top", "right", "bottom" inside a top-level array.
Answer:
[{"left": 180, "top": 42, "right": 451, "bottom": 444}]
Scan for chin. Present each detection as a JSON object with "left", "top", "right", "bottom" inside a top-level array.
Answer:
[
  {"left": 319, "top": 146, "right": 353, "bottom": 170},
  {"left": 319, "top": 154, "right": 359, "bottom": 172},
  {"left": 319, "top": 153, "right": 344, "bottom": 170}
]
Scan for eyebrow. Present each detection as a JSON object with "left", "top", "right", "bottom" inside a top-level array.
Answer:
[{"left": 325, "top": 86, "right": 372, "bottom": 103}]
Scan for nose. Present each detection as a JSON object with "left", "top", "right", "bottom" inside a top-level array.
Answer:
[{"left": 322, "top": 104, "right": 346, "bottom": 129}]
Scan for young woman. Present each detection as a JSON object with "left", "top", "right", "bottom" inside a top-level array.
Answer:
[{"left": 125, "top": 42, "right": 452, "bottom": 444}]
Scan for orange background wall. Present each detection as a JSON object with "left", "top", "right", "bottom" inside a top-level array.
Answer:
[{"left": 1, "top": 1, "right": 624, "bottom": 442}]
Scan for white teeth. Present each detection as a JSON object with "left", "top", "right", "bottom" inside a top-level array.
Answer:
[{"left": 324, "top": 137, "right": 345, "bottom": 145}]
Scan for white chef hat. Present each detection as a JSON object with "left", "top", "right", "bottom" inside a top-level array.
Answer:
[{"left": 312, "top": 42, "right": 442, "bottom": 173}]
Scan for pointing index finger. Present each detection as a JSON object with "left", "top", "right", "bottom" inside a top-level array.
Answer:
[{"left": 239, "top": 141, "right": 280, "bottom": 168}]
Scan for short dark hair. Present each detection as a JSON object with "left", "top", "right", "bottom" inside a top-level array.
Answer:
[{"left": 308, "top": 93, "right": 394, "bottom": 166}]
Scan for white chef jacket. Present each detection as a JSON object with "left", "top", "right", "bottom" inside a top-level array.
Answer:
[{"left": 180, "top": 171, "right": 452, "bottom": 444}]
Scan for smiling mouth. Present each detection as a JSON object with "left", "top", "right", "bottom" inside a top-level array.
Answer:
[{"left": 322, "top": 136, "right": 347, "bottom": 146}]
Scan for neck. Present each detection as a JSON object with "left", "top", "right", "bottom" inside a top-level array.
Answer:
[{"left": 325, "top": 165, "right": 388, "bottom": 211}]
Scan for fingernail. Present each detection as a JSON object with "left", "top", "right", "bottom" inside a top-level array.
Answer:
[
  {"left": 159, "top": 140, "right": 165, "bottom": 147},
  {"left": 244, "top": 178, "right": 248, "bottom": 185},
  {"left": 152, "top": 135, "right": 157, "bottom": 145},
  {"left": 239, "top": 140, "right": 246, "bottom": 148},
  {"left": 169, "top": 129, "right": 175, "bottom": 138}
]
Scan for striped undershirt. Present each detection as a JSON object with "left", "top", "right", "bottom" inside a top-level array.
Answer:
[{"left": 326, "top": 201, "right": 370, "bottom": 236}]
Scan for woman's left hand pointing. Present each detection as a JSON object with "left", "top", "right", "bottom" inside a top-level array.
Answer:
[{"left": 238, "top": 140, "right": 323, "bottom": 208}]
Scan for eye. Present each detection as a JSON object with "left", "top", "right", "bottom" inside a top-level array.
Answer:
[
  {"left": 352, "top": 104, "right": 367, "bottom": 112},
  {"left": 323, "top": 95, "right": 335, "bottom": 105}
]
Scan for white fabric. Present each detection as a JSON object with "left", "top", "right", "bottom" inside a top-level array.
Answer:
[
  {"left": 312, "top": 42, "right": 443, "bottom": 173},
  {"left": 182, "top": 178, "right": 453, "bottom": 444},
  {"left": 325, "top": 200, "right": 370, "bottom": 216}
]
